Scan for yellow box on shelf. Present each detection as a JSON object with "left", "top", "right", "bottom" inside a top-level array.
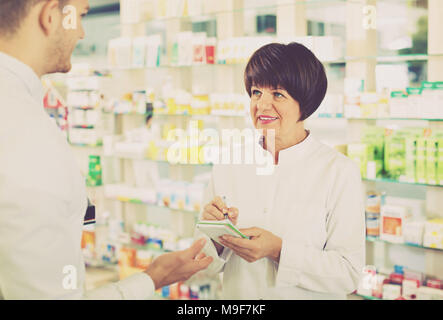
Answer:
[{"left": 117, "top": 196, "right": 130, "bottom": 202}]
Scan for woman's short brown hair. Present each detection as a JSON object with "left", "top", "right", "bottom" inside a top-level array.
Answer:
[{"left": 244, "top": 42, "right": 328, "bottom": 121}]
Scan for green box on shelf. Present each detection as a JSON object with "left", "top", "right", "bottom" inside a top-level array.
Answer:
[
  {"left": 88, "top": 155, "right": 102, "bottom": 187},
  {"left": 405, "top": 137, "right": 417, "bottom": 183},
  {"left": 384, "top": 136, "right": 405, "bottom": 180},
  {"left": 406, "top": 87, "right": 422, "bottom": 95},
  {"left": 416, "top": 138, "right": 426, "bottom": 184},
  {"left": 384, "top": 128, "right": 422, "bottom": 180},
  {"left": 362, "top": 127, "right": 385, "bottom": 158},
  {"left": 421, "top": 81, "right": 434, "bottom": 91},
  {"left": 87, "top": 178, "right": 102, "bottom": 187},
  {"left": 390, "top": 91, "right": 408, "bottom": 98},
  {"left": 362, "top": 127, "right": 385, "bottom": 177},
  {"left": 426, "top": 138, "right": 438, "bottom": 185},
  {"left": 347, "top": 143, "right": 369, "bottom": 178},
  {"left": 438, "top": 139, "right": 443, "bottom": 186}
]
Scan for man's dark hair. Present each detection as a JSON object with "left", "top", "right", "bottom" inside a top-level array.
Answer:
[
  {"left": 0, "top": 0, "right": 68, "bottom": 37},
  {"left": 244, "top": 42, "right": 328, "bottom": 121}
]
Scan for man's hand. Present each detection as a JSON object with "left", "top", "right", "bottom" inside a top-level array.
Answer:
[
  {"left": 145, "top": 238, "right": 213, "bottom": 290},
  {"left": 218, "top": 227, "right": 282, "bottom": 263},
  {"left": 202, "top": 196, "right": 239, "bottom": 255}
]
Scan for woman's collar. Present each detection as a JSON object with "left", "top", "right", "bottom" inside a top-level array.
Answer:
[{"left": 276, "top": 130, "right": 314, "bottom": 164}]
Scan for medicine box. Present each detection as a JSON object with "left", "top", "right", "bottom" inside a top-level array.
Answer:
[
  {"left": 382, "top": 284, "right": 402, "bottom": 300},
  {"left": 405, "top": 138, "right": 416, "bottom": 183},
  {"left": 403, "top": 220, "right": 425, "bottom": 246},
  {"left": 438, "top": 139, "right": 443, "bottom": 185},
  {"left": 416, "top": 138, "right": 426, "bottom": 184},
  {"left": 426, "top": 138, "right": 438, "bottom": 185},
  {"left": 380, "top": 205, "right": 411, "bottom": 243},
  {"left": 425, "top": 219, "right": 443, "bottom": 235}
]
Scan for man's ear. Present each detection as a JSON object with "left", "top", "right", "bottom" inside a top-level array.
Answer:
[{"left": 38, "top": 0, "right": 62, "bottom": 36}]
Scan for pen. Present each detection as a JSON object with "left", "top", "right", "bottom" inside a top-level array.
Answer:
[{"left": 222, "top": 196, "right": 229, "bottom": 220}]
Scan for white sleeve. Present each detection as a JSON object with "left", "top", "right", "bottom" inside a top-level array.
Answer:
[
  {"left": 0, "top": 179, "right": 155, "bottom": 300},
  {"left": 192, "top": 173, "right": 233, "bottom": 277},
  {"left": 276, "top": 162, "right": 366, "bottom": 294},
  {"left": 81, "top": 273, "right": 155, "bottom": 300}
]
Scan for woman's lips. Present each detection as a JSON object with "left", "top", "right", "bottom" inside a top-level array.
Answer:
[{"left": 258, "top": 115, "right": 278, "bottom": 125}]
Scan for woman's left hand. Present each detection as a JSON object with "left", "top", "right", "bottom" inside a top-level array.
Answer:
[{"left": 219, "top": 227, "right": 282, "bottom": 263}]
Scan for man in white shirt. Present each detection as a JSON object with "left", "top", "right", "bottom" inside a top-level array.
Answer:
[{"left": 0, "top": 0, "right": 212, "bottom": 299}]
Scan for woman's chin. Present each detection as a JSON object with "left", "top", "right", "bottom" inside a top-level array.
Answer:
[{"left": 256, "top": 123, "right": 278, "bottom": 132}]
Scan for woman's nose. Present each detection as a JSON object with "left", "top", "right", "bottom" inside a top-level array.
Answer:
[{"left": 257, "top": 96, "right": 273, "bottom": 112}]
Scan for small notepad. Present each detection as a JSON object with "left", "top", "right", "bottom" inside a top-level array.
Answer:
[{"left": 196, "top": 220, "right": 249, "bottom": 245}]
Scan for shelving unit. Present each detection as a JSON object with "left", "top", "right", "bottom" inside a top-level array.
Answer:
[{"left": 366, "top": 236, "right": 443, "bottom": 253}]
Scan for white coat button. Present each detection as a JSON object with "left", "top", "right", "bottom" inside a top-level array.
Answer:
[{"left": 264, "top": 208, "right": 268, "bottom": 214}]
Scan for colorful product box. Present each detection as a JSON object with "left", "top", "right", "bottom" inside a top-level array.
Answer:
[
  {"left": 423, "top": 234, "right": 443, "bottom": 249},
  {"left": 405, "top": 137, "right": 417, "bottom": 183},
  {"left": 384, "top": 136, "right": 406, "bottom": 180},
  {"left": 389, "top": 91, "right": 409, "bottom": 118},
  {"left": 438, "top": 139, "right": 443, "bottom": 185},
  {"left": 402, "top": 279, "right": 420, "bottom": 300},
  {"left": 362, "top": 127, "right": 385, "bottom": 178},
  {"left": 426, "top": 138, "right": 438, "bottom": 185},
  {"left": 347, "top": 143, "right": 369, "bottom": 178},
  {"left": 416, "top": 138, "right": 426, "bottom": 184},
  {"left": 380, "top": 204, "right": 411, "bottom": 243},
  {"left": 382, "top": 284, "right": 402, "bottom": 300}
]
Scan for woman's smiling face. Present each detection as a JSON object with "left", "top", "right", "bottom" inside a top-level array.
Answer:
[{"left": 250, "top": 85, "right": 302, "bottom": 140}]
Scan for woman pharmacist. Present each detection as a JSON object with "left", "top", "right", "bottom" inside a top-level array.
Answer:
[{"left": 196, "top": 42, "right": 365, "bottom": 300}]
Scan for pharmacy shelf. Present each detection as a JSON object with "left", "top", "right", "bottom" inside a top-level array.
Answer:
[
  {"left": 117, "top": 0, "right": 347, "bottom": 26},
  {"left": 366, "top": 237, "right": 443, "bottom": 253},
  {"left": 104, "top": 110, "right": 248, "bottom": 118},
  {"left": 155, "top": 112, "right": 248, "bottom": 118},
  {"left": 71, "top": 125, "right": 95, "bottom": 129},
  {"left": 116, "top": 0, "right": 436, "bottom": 31},
  {"left": 310, "top": 116, "right": 443, "bottom": 121},
  {"left": 103, "top": 154, "right": 213, "bottom": 167},
  {"left": 71, "top": 106, "right": 96, "bottom": 110},
  {"left": 114, "top": 112, "right": 247, "bottom": 118},
  {"left": 106, "top": 53, "right": 443, "bottom": 72},
  {"left": 107, "top": 59, "right": 346, "bottom": 71},
  {"left": 119, "top": 241, "right": 173, "bottom": 253},
  {"left": 363, "top": 178, "right": 443, "bottom": 188},
  {"left": 85, "top": 260, "right": 119, "bottom": 271},
  {"left": 347, "top": 117, "right": 443, "bottom": 122},
  {"left": 105, "top": 196, "right": 200, "bottom": 215},
  {"left": 354, "top": 293, "right": 383, "bottom": 300},
  {"left": 69, "top": 142, "right": 103, "bottom": 148}
]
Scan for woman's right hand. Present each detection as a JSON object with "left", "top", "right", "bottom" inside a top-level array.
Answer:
[
  {"left": 202, "top": 196, "right": 239, "bottom": 255},
  {"left": 202, "top": 196, "right": 239, "bottom": 225}
]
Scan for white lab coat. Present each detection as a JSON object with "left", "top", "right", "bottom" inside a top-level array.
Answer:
[
  {"left": 0, "top": 52, "right": 154, "bottom": 299},
  {"left": 196, "top": 132, "right": 366, "bottom": 299}
]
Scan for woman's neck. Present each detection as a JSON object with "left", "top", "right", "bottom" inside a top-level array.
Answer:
[{"left": 264, "top": 127, "right": 309, "bottom": 165}]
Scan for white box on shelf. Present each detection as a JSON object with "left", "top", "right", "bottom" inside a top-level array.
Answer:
[
  {"left": 382, "top": 284, "right": 402, "bottom": 300},
  {"left": 403, "top": 220, "right": 425, "bottom": 246},
  {"left": 108, "top": 37, "right": 132, "bottom": 68},
  {"left": 416, "top": 286, "right": 443, "bottom": 300},
  {"left": 380, "top": 204, "right": 411, "bottom": 243},
  {"left": 423, "top": 234, "right": 443, "bottom": 249},
  {"left": 132, "top": 36, "right": 149, "bottom": 67},
  {"left": 120, "top": 0, "right": 142, "bottom": 24},
  {"left": 424, "top": 219, "right": 443, "bottom": 236}
]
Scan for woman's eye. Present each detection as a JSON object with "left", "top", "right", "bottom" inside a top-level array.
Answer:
[
  {"left": 252, "top": 90, "right": 262, "bottom": 97},
  {"left": 274, "top": 92, "right": 284, "bottom": 98}
]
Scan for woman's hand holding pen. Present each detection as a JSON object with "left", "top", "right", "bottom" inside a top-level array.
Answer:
[
  {"left": 202, "top": 196, "right": 239, "bottom": 255},
  {"left": 202, "top": 196, "right": 238, "bottom": 225},
  {"left": 219, "top": 227, "right": 282, "bottom": 263}
]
